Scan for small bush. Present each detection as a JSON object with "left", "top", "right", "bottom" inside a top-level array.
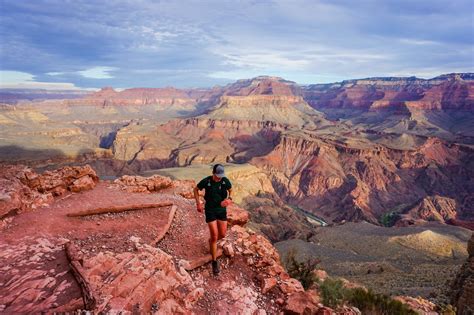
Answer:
[
  {"left": 348, "top": 287, "right": 417, "bottom": 315},
  {"left": 380, "top": 211, "right": 401, "bottom": 227},
  {"left": 320, "top": 278, "right": 350, "bottom": 308},
  {"left": 284, "top": 249, "right": 320, "bottom": 290}
]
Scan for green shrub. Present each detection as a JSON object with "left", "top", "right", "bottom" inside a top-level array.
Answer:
[
  {"left": 348, "top": 287, "right": 417, "bottom": 315},
  {"left": 320, "top": 278, "right": 350, "bottom": 308},
  {"left": 380, "top": 211, "right": 401, "bottom": 227},
  {"left": 284, "top": 249, "right": 320, "bottom": 290}
]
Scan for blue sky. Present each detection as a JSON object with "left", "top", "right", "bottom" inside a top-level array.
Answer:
[{"left": 0, "top": 0, "right": 473, "bottom": 89}]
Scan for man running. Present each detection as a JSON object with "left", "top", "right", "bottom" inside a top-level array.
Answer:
[{"left": 193, "top": 164, "right": 232, "bottom": 275}]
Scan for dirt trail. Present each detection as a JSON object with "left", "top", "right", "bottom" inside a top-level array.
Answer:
[{"left": 155, "top": 198, "right": 282, "bottom": 314}]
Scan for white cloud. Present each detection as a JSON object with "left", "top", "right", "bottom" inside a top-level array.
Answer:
[
  {"left": 0, "top": 70, "right": 84, "bottom": 90},
  {"left": 0, "top": 71, "right": 35, "bottom": 84},
  {"left": 219, "top": 51, "right": 311, "bottom": 70},
  {"left": 77, "top": 66, "right": 117, "bottom": 79},
  {"left": 399, "top": 38, "right": 440, "bottom": 46},
  {"left": 46, "top": 71, "right": 64, "bottom": 76}
]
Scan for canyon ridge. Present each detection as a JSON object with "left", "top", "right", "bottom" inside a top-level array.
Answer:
[{"left": 1, "top": 73, "right": 473, "bottom": 313}]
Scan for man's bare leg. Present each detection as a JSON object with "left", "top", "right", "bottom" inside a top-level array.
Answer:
[
  {"left": 208, "top": 221, "right": 218, "bottom": 261},
  {"left": 217, "top": 220, "right": 227, "bottom": 240}
]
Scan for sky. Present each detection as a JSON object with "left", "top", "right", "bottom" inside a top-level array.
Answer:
[{"left": 0, "top": 0, "right": 473, "bottom": 89}]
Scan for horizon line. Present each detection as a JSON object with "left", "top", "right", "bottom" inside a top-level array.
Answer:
[{"left": 1, "top": 71, "right": 473, "bottom": 91}]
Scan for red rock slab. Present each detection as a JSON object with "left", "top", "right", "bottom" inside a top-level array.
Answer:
[{"left": 66, "top": 241, "right": 201, "bottom": 313}]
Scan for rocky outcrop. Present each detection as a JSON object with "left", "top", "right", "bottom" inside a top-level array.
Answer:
[
  {"left": 0, "top": 165, "right": 52, "bottom": 219},
  {"left": 226, "top": 204, "right": 250, "bottom": 226},
  {"left": 451, "top": 233, "right": 474, "bottom": 314},
  {"left": 113, "top": 174, "right": 195, "bottom": 198},
  {"left": 225, "top": 224, "right": 324, "bottom": 314},
  {"left": 0, "top": 164, "right": 98, "bottom": 219},
  {"left": 114, "top": 174, "right": 173, "bottom": 192},
  {"left": 23, "top": 164, "right": 99, "bottom": 195}
]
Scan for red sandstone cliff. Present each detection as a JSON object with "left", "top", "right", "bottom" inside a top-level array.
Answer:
[{"left": 302, "top": 73, "right": 474, "bottom": 111}]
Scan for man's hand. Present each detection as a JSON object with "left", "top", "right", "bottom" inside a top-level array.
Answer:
[
  {"left": 194, "top": 186, "right": 203, "bottom": 213},
  {"left": 196, "top": 202, "right": 204, "bottom": 213},
  {"left": 220, "top": 198, "right": 233, "bottom": 208}
]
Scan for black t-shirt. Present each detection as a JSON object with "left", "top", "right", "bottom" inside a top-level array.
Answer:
[{"left": 197, "top": 176, "right": 232, "bottom": 211}]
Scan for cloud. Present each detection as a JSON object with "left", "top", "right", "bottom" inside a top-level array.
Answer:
[
  {"left": 77, "top": 66, "right": 117, "bottom": 79},
  {"left": 46, "top": 72, "right": 65, "bottom": 76},
  {"left": 399, "top": 38, "right": 441, "bottom": 46},
  {"left": 0, "top": 71, "right": 35, "bottom": 84},
  {"left": 0, "top": 70, "right": 84, "bottom": 90}
]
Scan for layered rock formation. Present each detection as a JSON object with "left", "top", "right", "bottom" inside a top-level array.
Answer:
[
  {"left": 302, "top": 73, "right": 474, "bottom": 111},
  {"left": 84, "top": 86, "right": 199, "bottom": 109},
  {"left": 397, "top": 195, "right": 458, "bottom": 225},
  {"left": 0, "top": 164, "right": 98, "bottom": 220},
  {"left": 203, "top": 95, "right": 325, "bottom": 127},
  {"left": 451, "top": 233, "right": 474, "bottom": 314},
  {"left": 252, "top": 132, "right": 474, "bottom": 225},
  {"left": 65, "top": 240, "right": 204, "bottom": 313}
]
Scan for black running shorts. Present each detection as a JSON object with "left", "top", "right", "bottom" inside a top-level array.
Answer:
[{"left": 205, "top": 208, "right": 227, "bottom": 223}]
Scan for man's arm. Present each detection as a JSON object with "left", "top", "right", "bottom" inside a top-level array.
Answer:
[
  {"left": 220, "top": 188, "right": 233, "bottom": 208},
  {"left": 194, "top": 186, "right": 203, "bottom": 212}
]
